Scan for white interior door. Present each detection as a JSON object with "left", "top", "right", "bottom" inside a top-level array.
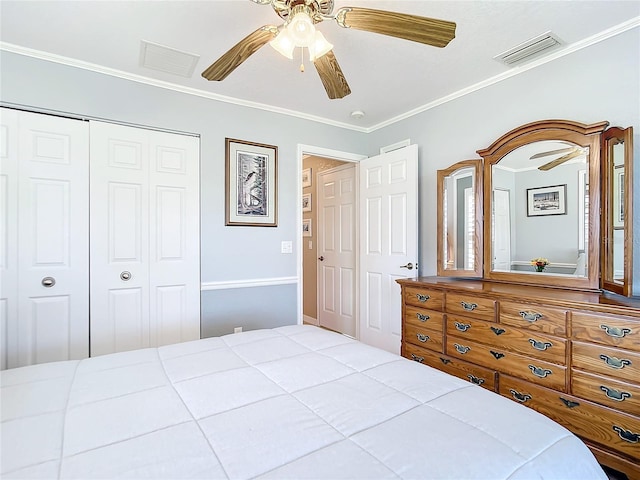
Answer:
[
  {"left": 90, "top": 121, "right": 200, "bottom": 356},
  {"left": 317, "top": 164, "right": 356, "bottom": 337},
  {"left": 493, "top": 189, "right": 511, "bottom": 271},
  {"left": 1, "top": 108, "right": 89, "bottom": 368},
  {"left": 359, "top": 145, "right": 418, "bottom": 354}
]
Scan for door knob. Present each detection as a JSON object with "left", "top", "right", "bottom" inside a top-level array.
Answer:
[
  {"left": 41, "top": 277, "right": 56, "bottom": 288},
  {"left": 318, "top": 256, "right": 324, "bottom": 261},
  {"left": 120, "top": 271, "right": 132, "bottom": 281},
  {"left": 400, "top": 262, "right": 414, "bottom": 270}
]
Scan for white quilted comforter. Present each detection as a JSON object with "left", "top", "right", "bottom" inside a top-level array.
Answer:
[{"left": 1, "top": 325, "right": 606, "bottom": 479}]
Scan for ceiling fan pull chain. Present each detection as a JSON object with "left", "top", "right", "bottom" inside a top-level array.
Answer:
[{"left": 300, "top": 47, "right": 305, "bottom": 72}]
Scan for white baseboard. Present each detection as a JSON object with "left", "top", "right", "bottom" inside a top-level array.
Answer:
[
  {"left": 303, "top": 315, "right": 318, "bottom": 326},
  {"left": 201, "top": 276, "right": 297, "bottom": 291}
]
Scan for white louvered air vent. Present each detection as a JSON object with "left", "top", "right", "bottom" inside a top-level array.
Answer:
[
  {"left": 139, "top": 40, "right": 200, "bottom": 77},
  {"left": 494, "top": 31, "right": 563, "bottom": 66}
]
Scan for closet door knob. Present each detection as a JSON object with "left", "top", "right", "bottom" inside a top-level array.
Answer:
[
  {"left": 41, "top": 277, "right": 56, "bottom": 288},
  {"left": 120, "top": 271, "right": 132, "bottom": 281}
]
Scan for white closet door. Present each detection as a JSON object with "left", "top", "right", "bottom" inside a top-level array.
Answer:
[
  {"left": 148, "top": 131, "right": 200, "bottom": 346},
  {"left": 90, "top": 121, "right": 200, "bottom": 356},
  {"left": 0, "top": 108, "right": 19, "bottom": 369},
  {"left": 2, "top": 108, "right": 89, "bottom": 368}
]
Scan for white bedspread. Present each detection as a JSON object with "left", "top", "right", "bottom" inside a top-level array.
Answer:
[{"left": 1, "top": 325, "right": 605, "bottom": 479}]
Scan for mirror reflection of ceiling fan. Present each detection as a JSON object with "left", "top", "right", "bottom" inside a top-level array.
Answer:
[
  {"left": 201, "top": 0, "right": 456, "bottom": 99},
  {"left": 531, "top": 146, "right": 585, "bottom": 171}
]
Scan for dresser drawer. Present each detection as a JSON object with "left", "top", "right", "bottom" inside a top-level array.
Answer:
[
  {"left": 500, "top": 375, "right": 640, "bottom": 462},
  {"left": 499, "top": 301, "right": 567, "bottom": 335},
  {"left": 572, "top": 311, "right": 640, "bottom": 352},
  {"left": 445, "top": 293, "right": 496, "bottom": 321},
  {"left": 446, "top": 314, "right": 566, "bottom": 365},
  {"left": 404, "top": 286, "right": 444, "bottom": 310},
  {"left": 572, "top": 341, "right": 640, "bottom": 383},
  {"left": 404, "top": 323, "right": 443, "bottom": 353},
  {"left": 404, "top": 306, "right": 444, "bottom": 329},
  {"left": 572, "top": 370, "right": 640, "bottom": 417},
  {"left": 402, "top": 343, "right": 496, "bottom": 391},
  {"left": 447, "top": 336, "right": 567, "bottom": 391}
]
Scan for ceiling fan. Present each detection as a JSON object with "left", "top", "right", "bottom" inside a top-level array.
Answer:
[
  {"left": 531, "top": 146, "right": 585, "bottom": 171},
  {"left": 201, "top": 0, "right": 456, "bottom": 99}
]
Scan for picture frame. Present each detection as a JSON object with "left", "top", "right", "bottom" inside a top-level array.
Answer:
[
  {"left": 225, "top": 138, "right": 277, "bottom": 227},
  {"left": 613, "top": 165, "right": 625, "bottom": 229},
  {"left": 302, "top": 168, "right": 312, "bottom": 188},
  {"left": 302, "top": 193, "right": 312, "bottom": 212},
  {"left": 302, "top": 219, "right": 312, "bottom": 237},
  {"left": 526, "top": 184, "right": 567, "bottom": 217}
]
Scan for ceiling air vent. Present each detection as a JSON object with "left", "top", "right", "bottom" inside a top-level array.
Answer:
[
  {"left": 139, "top": 40, "right": 200, "bottom": 77},
  {"left": 494, "top": 31, "right": 562, "bottom": 66}
]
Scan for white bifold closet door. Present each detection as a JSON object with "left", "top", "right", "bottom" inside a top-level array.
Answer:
[
  {"left": 89, "top": 121, "right": 200, "bottom": 356},
  {"left": 1, "top": 108, "right": 89, "bottom": 369}
]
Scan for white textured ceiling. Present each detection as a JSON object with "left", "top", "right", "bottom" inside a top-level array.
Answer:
[{"left": 1, "top": 1, "right": 638, "bottom": 130}]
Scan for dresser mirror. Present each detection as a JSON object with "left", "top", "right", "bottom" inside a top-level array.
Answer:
[
  {"left": 477, "top": 120, "right": 608, "bottom": 291},
  {"left": 601, "top": 126, "right": 634, "bottom": 296},
  {"left": 436, "top": 159, "right": 483, "bottom": 277}
]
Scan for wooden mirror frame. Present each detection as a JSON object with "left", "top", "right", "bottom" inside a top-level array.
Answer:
[
  {"left": 477, "top": 119, "right": 608, "bottom": 291},
  {"left": 601, "top": 126, "right": 634, "bottom": 296},
  {"left": 437, "top": 159, "right": 483, "bottom": 277}
]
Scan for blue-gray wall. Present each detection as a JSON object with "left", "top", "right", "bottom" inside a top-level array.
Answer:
[{"left": 2, "top": 24, "right": 639, "bottom": 336}]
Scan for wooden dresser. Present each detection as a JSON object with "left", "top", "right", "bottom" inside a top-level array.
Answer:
[{"left": 397, "top": 277, "right": 640, "bottom": 478}]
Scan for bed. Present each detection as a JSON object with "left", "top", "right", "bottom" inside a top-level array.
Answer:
[{"left": 1, "top": 325, "right": 606, "bottom": 479}]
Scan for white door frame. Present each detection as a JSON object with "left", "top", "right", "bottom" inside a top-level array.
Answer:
[{"left": 296, "top": 144, "right": 366, "bottom": 334}]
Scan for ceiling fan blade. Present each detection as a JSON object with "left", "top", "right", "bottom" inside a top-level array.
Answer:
[
  {"left": 313, "top": 50, "right": 351, "bottom": 99},
  {"left": 538, "top": 149, "right": 583, "bottom": 171},
  {"left": 335, "top": 7, "right": 456, "bottom": 48},
  {"left": 530, "top": 147, "right": 575, "bottom": 160},
  {"left": 202, "top": 25, "right": 278, "bottom": 81}
]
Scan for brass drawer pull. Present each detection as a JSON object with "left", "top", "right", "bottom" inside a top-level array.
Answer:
[
  {"left": 467, "top": 374, "right": 484, "bottom": 386},
  {"left": 460, "top": 301, "right": 478, "bottom": 311},
  {"left": 416, "top": 333, "right": 430, "bottom": 343},
  {"left": 490, "top": 350, "right": 505, "bottom": 360},
  {"left": 528, "top": 365, "right": 552, "bottom": 378},
  {"left": 600, "top": 324, "right": 632, "bottom": 338},
  {"left": 612, "top": 426, "right": 639, "bottom": 444},
  {"left": 599, "top": 354, "right": 632, "bottom": 370},
  {"left": 490, "top": 327, "right": 505, "bottom": 336},
  {"left": 559, "top": 397, "right": 580, "bottom": 409},
  {"left": 454, "top": 343, "right": 470, "bottom": 354},
  {"left": 439, "top": 357, "right": 451, "bottom": 365},
  {"left": 454, "top": 322, "right": 471, "bottom": 332},
  {"left": 410, "top": 353, "right": 424, "bottom": 363},
  {"left": 600, "top": 385, "right": 632, "bottom": 402},
  {"left": 416, "top": 294, "right": 430, "bottom": 303},
  {"left": 416, "top": 313, "right": 430, "bottom": 322},
  {"left": 529, "top": 339, "right": 553, "bottom": 351},
  {"left": 519, "top": 311, "right": 543, "bottom": 322},
  {"left": 509, "top": 389, "right": 532, "bottom": 403}
]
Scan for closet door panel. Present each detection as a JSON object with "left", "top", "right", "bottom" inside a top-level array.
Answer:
[
  {"left": 16, "top": 111, "right": 89, "bottom": 367},
  {"left": 90, "top": 122, "right": 150, "bottom": 357},
  {"left": 149, "top": 132, "right": 200, "bottom": 346},
  {"left": 0, "top": 108, "right": 19, "bottom": 369}
]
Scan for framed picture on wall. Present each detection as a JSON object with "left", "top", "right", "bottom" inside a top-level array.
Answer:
[
  {"left": 526, "top": 184, "right": 567, "bottom": 217},
  {"left": 302, "top": 193, "right": 312, "bottom": 212},
  {"left": 302, "top": 168, "right": 312, "bottom": 188},
  {"left": 225, "top": 137, "right": 278, "bottom": 227},
  {"left": 302, "top": 219, "right": 312, "bottom": 237}
]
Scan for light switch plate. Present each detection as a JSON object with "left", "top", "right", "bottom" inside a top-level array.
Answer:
[{"left": 281, "top": 241, "right": 293, "bottom": 254}]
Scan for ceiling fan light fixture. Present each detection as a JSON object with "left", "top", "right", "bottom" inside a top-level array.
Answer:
[
  {"left": 270, "top": 28, "right": 295, "bottom": 59},
  {"left": 308, "top": 31, "right": 333, "bottom": 61},
  {"left": 287, "top": 8, "right": 316, "bottom": 47}
]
